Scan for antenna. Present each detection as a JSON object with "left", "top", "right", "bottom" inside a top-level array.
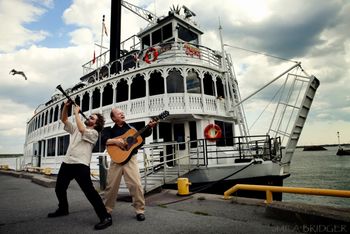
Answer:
[
  {"left": 182, "top": 5, "right": 196, "bottom": 18},
  {"left": 121, "top": 0, "right": 157, "bottom": 23}
]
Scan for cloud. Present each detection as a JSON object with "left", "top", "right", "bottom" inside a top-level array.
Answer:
[
  {"left": 0, "top": 0, "right": 50, "bottom": 53},
  {"left": 1, "top": 45, "right": 90, "bottom": 107},
  {"left": 0, "top": 98, "right": 32, "bottom": 153},
  {"left": 1, "top": 0, "right": 350, "bottom": 154}
]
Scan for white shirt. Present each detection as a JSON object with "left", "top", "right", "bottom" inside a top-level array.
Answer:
[{"left": 63, "top": 121, "right": 98, "bottom": 166}]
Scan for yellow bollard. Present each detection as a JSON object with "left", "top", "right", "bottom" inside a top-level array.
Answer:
[
  {"left": 177, "top": 177, "right": 191, "bottom": 196},
  {"left": 43, "top": 168, "right": 52, "bottom": 175},
  {"left": 0, "top": 165, "right": 9, "bottom": 170}
]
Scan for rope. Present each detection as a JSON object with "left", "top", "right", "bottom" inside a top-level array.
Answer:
[
  {"left": 189, "top": 160, "right": 257, "bottom": 194},
  {"left": 223, "top": 44, "right": 298, "bottom": 63},
  {"left": 248, "top": 85, "right": 283, "bottom": 130},
  {"left": 158, "top": 160, "right": 258, "bottom": 206}
]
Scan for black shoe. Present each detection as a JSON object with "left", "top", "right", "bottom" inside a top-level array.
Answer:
[
  {"left": 47, "top": 209, "right": 69, "bottom": 218},
  {"left": 136, "top": 213, "right": 145, "bottom": 221},
  {"left": 94, "top": 215, "right": 112, "bottom": 230}
]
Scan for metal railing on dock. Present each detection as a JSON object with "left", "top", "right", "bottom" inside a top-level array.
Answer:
[{"left": 224, "top": 184, "right": 350, "bottom": 204}]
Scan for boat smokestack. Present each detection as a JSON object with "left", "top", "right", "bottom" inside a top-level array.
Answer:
[{"left": 110, "top": 0, "right": 121, "bottom": 73}]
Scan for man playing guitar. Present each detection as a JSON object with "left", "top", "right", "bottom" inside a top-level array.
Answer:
[{"left": 102, "top": 108, "right": 157, "bottom": 221}]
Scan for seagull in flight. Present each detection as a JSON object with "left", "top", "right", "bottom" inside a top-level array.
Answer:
[{"left": 9, "top": 69, "right": 27, "bottom": 80}]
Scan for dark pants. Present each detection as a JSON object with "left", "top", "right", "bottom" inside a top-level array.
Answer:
[{"left": 55, "top": 162, "right": 108, "bottom": 221}]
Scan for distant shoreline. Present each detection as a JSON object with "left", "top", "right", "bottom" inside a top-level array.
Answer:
[
  {"left": 296, "top": 144, "right": 350, "bottom": 148},
  {"left": 0, "top": 154, "right": 23, "bottom": 158}
]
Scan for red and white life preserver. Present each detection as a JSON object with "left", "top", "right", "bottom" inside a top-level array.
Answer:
[
  {"left": 204, "top": 124, "right": 222, "bottom": 141},
  {"left": 143, "top": 47, "right": 159, "bottom": 64}
]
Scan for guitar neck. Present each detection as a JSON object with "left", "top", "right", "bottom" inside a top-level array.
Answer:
[
  {"left": 130, "top": 111, "right": 168, "bottom": 139},
  {"left": 132, "top": 124, "right": 151, "bottom": 139}
]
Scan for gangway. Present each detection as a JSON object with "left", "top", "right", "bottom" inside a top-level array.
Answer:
[
  {"left": 100, "top": 143, "right": 197, "bottom": 195},
  {"left": 266, "top": 70, "right": 320, "bottom": 172}
]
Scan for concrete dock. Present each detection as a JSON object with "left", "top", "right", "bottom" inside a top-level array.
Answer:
[{"left": 0, "top": 170, "right": 349, "bottom": 233}]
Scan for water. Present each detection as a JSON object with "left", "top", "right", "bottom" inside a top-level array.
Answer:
[{"left": 283, "top": 146, "right": 350, "bottom": 207}]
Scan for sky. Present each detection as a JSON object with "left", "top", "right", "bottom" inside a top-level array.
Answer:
[{"left": 0, "top": 0, "right": 350, "bottom": 153}]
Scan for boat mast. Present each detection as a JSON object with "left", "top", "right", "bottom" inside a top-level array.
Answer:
[
  {"left": 100, "top": 15, "right": 106, "bottom": 58},
  {"left": 337, "top": 131, "right": 341, "bottom": 148},
  {"left": 218, "top": 19, "right": 231, "bottom": 110}
]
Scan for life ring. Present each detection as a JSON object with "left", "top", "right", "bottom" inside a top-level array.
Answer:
[
  {"left": 143, "top": 47, "right": 159, "bottom": 64},
  {"left": 204, "top": 124, "right": 222, "bottom": 141}
]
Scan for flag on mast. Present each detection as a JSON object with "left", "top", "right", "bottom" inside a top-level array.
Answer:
[
  {"left": 92, "top": 50, "right": 96, "bottom": 64},
  {"left": 103, "top": 21, "right": 108, "bottom": 36}
]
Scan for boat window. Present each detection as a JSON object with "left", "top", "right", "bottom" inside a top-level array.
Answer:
[
  {"left": 142, "top": 35, "right": 150, "bottom": 49},
  {"left": 74, "top": 96, "right": 80, "bottom": 106},
  {"left": 216, "top": 77, "right": 225, "bottom": 98},
  {"left": 186, "top": 70, "right": 201, "bottom": 93},
  {"left": 58, "top": 135, "right": 69, "bottom": 156},
  {"left": 54, "top": 105, "right": 59, "bottom": 122},
  {"left": 38, "top": 141, "right": 42, "bottom": 157},
  {"left": 178, "top": 24, "right": 198, "bottom": 44},
  {"left": 47, "top": 137, "right": 56, "bottom": 156},
  {"left": 59, "top": 102, "right": 64, "bottom": 119},
  {"left": 152, "top": 28, "right": 162, "bottom": 45},
  {"left": 174, "top": 123, "right": 186, "bottom": 150},
  {"left": 102, "top": 83, "right": 113, "bottom": 106},
  {"left": 149, "top": 71, "right": 164, "bottom": 96},
  {"left": 33, "top": 142, "right": 39, "bottom": 156},
  {"left": 92, "top": 88, "right": 100, "bottom": 109},
  {"left": 39, "top": 115, "right": 42, "bottom": 128},
  {"left": 167, "top": 69, "right": 184, "bottom": 93},
  {"left": 203, "top": 73, "right": 214, "bottom": 96},
  {"left": 163, "top": 23, "right": 172, "bottom": 41},
  {"left": 189, "top": 121, "right": 197, "bottom": 148},
  {"left": 82, "top": 92, "right": 90, "bottom": 112},
  {"left": 44, "top": 111, "right": 48, "bottom": 125},
  {"left": 42, "top": 114, "right": 46, "bottom": 127},
  {"left": 34, "top": 118, "right": 38, "bottom": 131},
  {"left": 49, "top": 108, "right": 53, "bottom": 124},
  {"left": 215, "top": 121, "right": 233, "bottom": 146},
  {"left": 131, "top": 74, "right": 146, "bottom": 99},
  {"left": 38, "top": 115, "right": 41, "bottom": 129},
  {"left": 116, "top": 79, "right": 128, "bottom": 102},
  {"left": 40, "top": 140, "right": 46, "bottom": 157},
  {"left": 158, "top": 122, "right": 174, "bottom": 166}
]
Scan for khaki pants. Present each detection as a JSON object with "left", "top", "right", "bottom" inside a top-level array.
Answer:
[{"left": 104, "top": 156, "right": 145, "bottom": 214}]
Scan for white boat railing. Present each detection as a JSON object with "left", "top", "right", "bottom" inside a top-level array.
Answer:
[
  {"left": 90, "top": 136, "right": 281, "bottom": 192},
  {"left": 82, "top": 41, "right": 223, "bottom": 76},
  {"left": 26, "top": 92, "right": 229, "bottom": 143}
]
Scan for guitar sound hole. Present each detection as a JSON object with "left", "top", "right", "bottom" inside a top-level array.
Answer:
[{"left": 126, "top": 137, "right": 135, "bottom": 145}]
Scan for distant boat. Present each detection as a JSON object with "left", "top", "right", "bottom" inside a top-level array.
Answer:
[
  {"left": 303, "top": 145, "right": 327, "bottom": 151},
  {"left": 336, "top": 147, "right": 350, "bottom": 156},
  {"left": 336, "top": 131, "right": 350, "bottom": 156}
]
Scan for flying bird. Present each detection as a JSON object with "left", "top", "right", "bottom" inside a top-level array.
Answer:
[{"left": 9, "top": 69, "right": 27, "bottom": 80}]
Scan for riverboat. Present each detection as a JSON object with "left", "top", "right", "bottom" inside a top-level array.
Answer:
[{"left": 23, "top": 1, "right": 320, "bottom": 199}]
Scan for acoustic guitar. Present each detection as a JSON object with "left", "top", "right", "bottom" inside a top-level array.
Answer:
[{"left": 107, "top": 110, "right": 169, "bottom": 164}]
